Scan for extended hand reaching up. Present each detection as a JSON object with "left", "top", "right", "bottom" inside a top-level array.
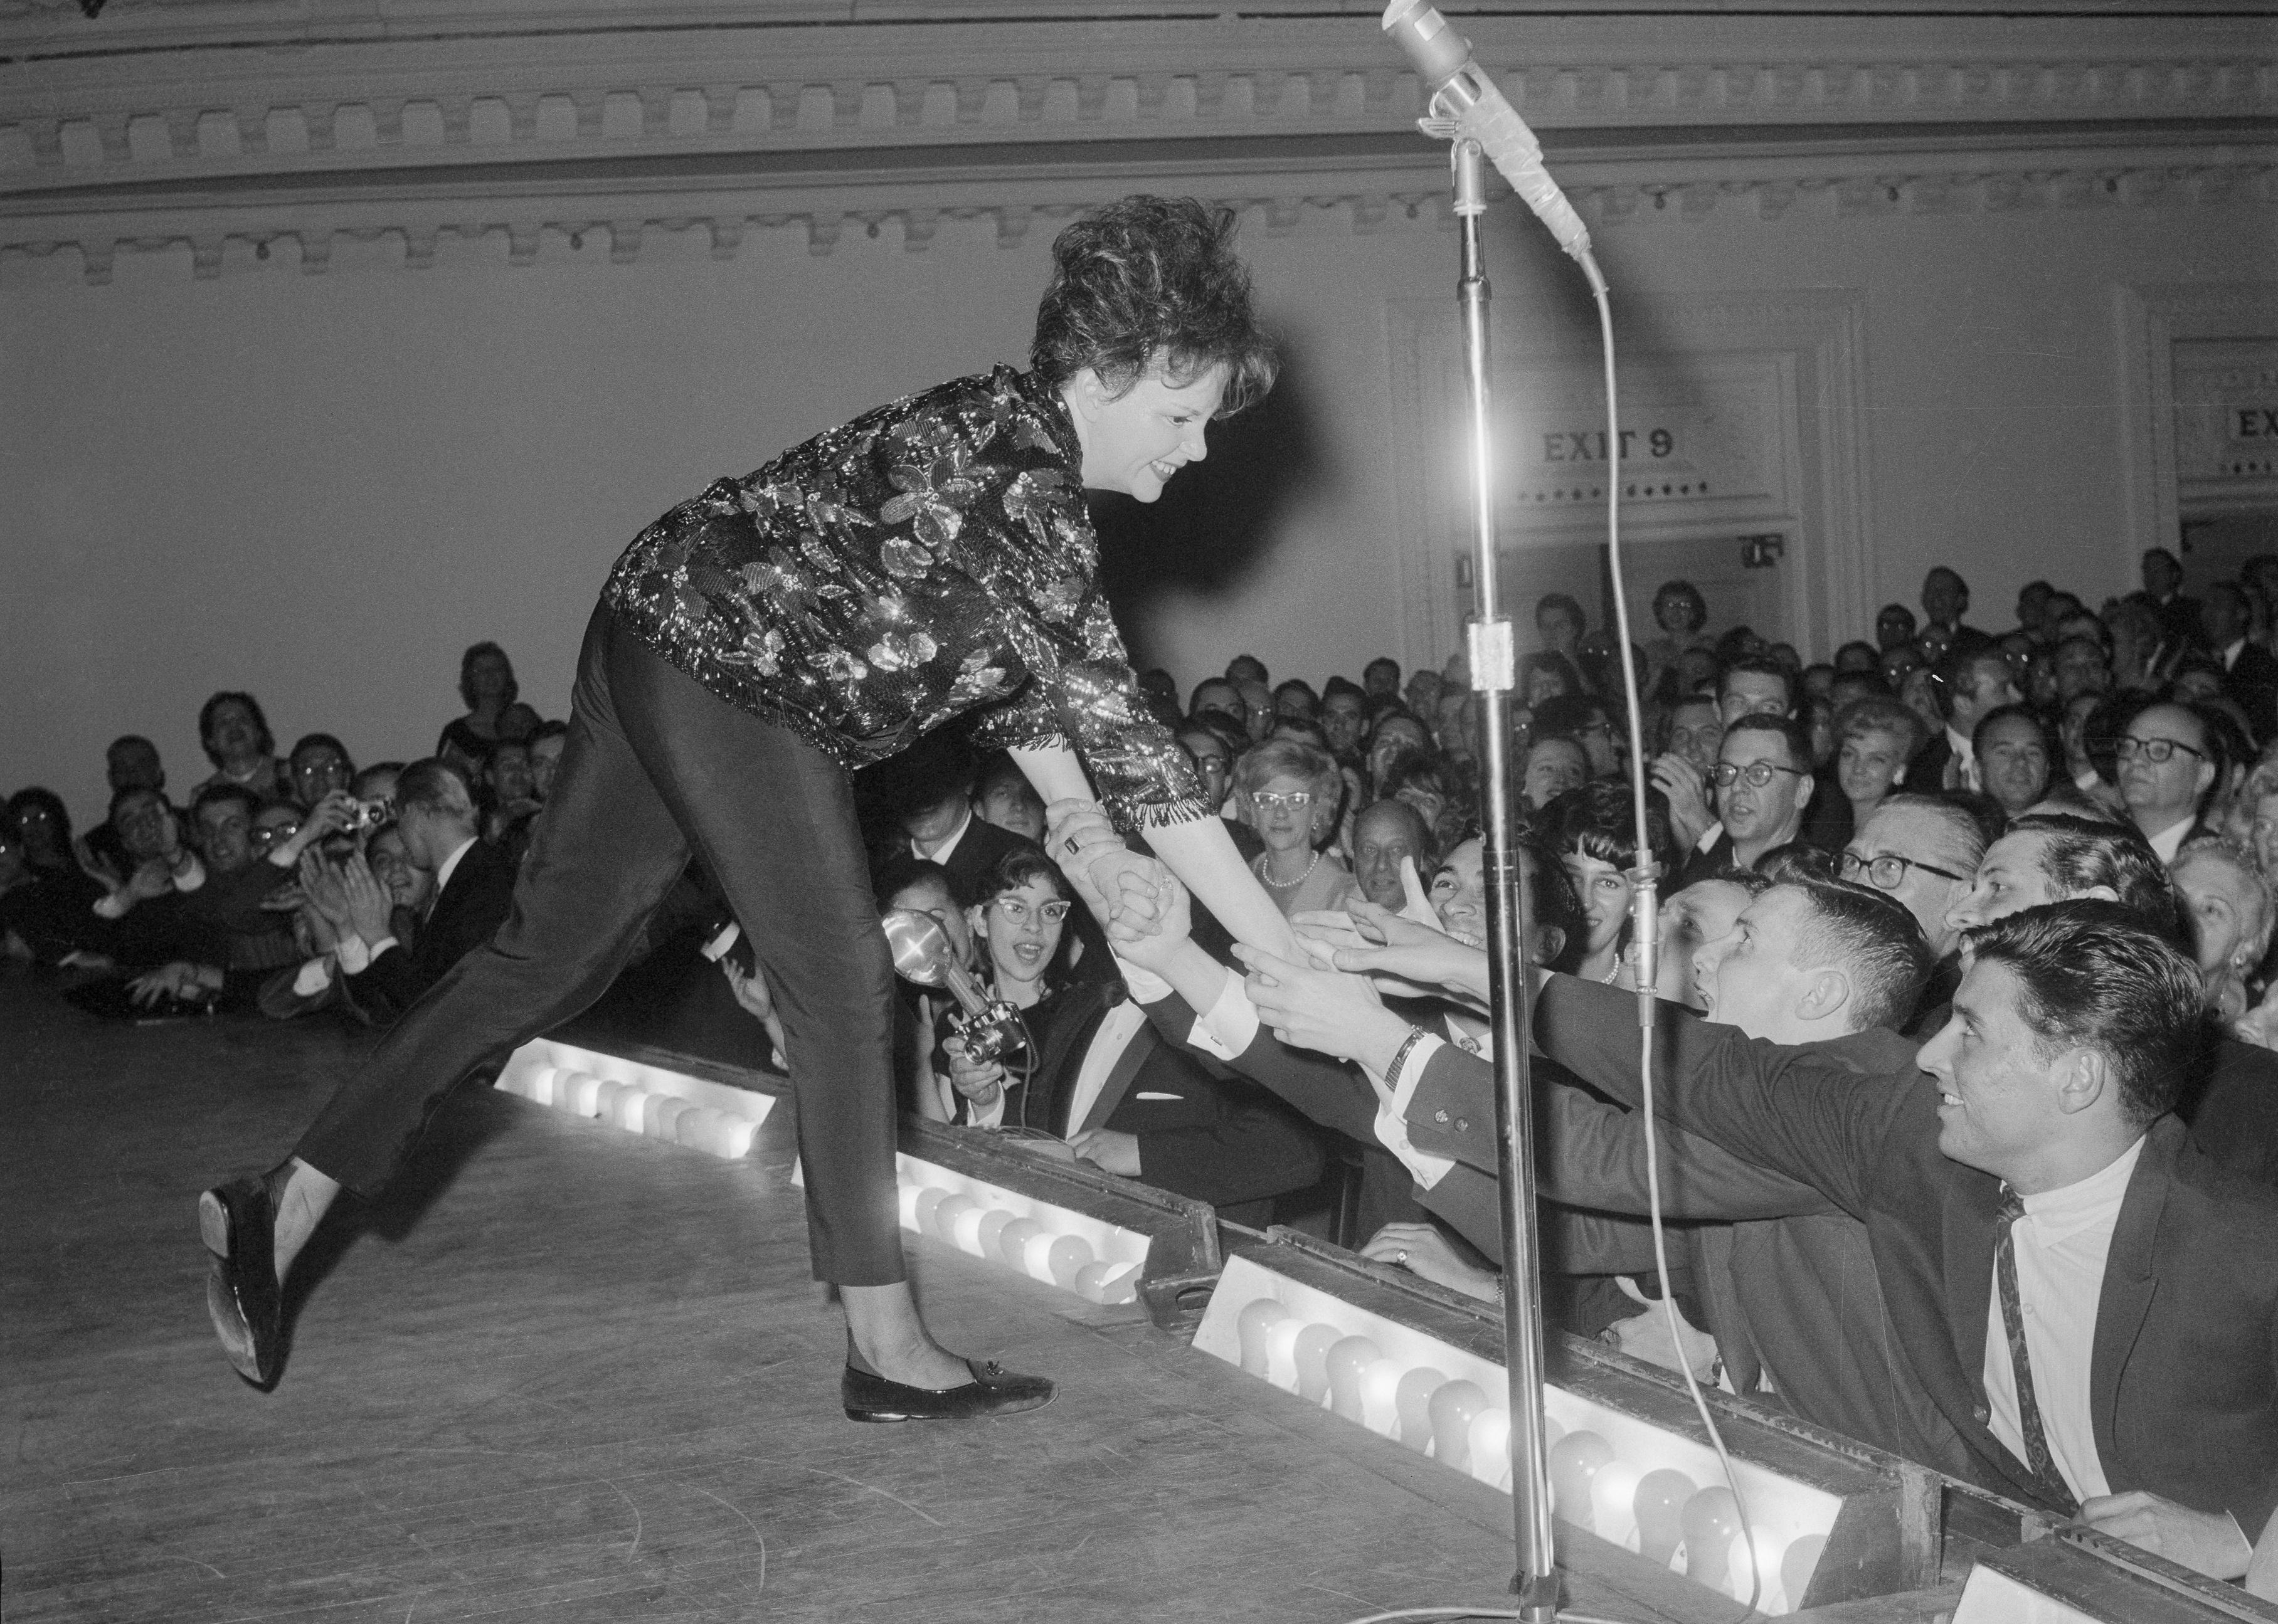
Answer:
[{"left": 1234, "top": 941, "right": 1411, "bottom": 1074}]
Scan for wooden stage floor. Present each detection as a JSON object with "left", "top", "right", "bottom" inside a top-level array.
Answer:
[{"left": 3, "top": 978, "right": 1710, "bottom": 1624}]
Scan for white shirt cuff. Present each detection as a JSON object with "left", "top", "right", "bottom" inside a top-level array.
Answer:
[
  {"left": 291, "top": 956, "right": 334, "bottom": 997},
  {"left": 1188, "top": 973, "right": 1259, "bottom": 1061},
  {"left": 1114, "top": 956, "right": 1173, "bottom": 1005},
  {"left": 1368, "top": 1031, "right": 1458, "bottom": 1191},
  {"left": 337, "top": 934, "right": 394, "bottom": 974}
]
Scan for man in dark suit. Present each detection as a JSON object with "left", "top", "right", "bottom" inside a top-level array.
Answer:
[
  {"left": 1675, "top": 715, "right": 1817, "bottom": 888},
  {"left": 1248, "top": 901, "right": 2278, "bottom": 1580},
  {"left": 334, "top": 759, "right": 516, "bottom": 1020},
  {"left": 1540, "top": 912, "right": 2277, "bottom": 1578},
  {"left": 2143, "top": 547, "right": 2204, "bottom": 660},
  {"left": 1942, "top": 811, "right": 2278, "bottom": 1186},
  {"left": 1402, "top": 880, "right": 1982, "bottom": 1476},
  {"left": 2204, "top": 581, "right": 2278, "bottom": 734}
]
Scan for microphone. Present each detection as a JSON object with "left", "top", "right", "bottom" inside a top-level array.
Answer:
[
  {"left": 1380, "top": 0, "right": 1592, "bottom": 263},
  {"left": 880, "top": 909, "right": 1024, "bottom": 1064}
]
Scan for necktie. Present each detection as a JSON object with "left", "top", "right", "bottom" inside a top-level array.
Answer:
[{"left": 1995, "top": 1187, "right": 2079, "bottom": 1514}]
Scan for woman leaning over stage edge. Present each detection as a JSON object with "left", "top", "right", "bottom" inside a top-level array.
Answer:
[{"left": 198, "top": 195, "right": 1302, "bottom": 1419}]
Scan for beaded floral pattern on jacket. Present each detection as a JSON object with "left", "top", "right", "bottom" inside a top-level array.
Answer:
[{"left": 604, "top": 366, "right": 1207, "bottom": 828}]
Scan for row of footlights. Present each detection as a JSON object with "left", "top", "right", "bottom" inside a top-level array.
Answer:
[
  {"left": 1212, "top": 1280, "right": 1831, "bottom": 1616},
  {"left": 898, "top": 1182, "right": 1144, "bottom": 1307},
  {"left": 500, "top": 1063, "right": 760, "bottom": 1159}
]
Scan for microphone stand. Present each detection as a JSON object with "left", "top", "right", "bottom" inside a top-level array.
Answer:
[{"left": 1451, "top": 137, "right": 1562, "bottom": 1621}]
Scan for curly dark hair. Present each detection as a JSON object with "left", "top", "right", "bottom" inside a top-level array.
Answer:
[{"left": 1030, "top": 196, "right": 1278, "bottom": 414}]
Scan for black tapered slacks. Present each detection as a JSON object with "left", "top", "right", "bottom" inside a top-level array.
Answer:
[{"left": 295, "top": 602, "right": 905, "bottom": 1284}]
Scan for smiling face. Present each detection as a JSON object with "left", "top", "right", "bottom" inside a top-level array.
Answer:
[
  {"left": 1836, "top": 725, "right": 1910, "bottom": 807},
  {"left": 1066, "top": 362, "right": 1227, "bottom": 502},
  {"left": 196, "top": 797, "right": 255, "bottom": 874},
  {"left": 1946, "top": 830, "right": 2062, "bottom": 934},
  {"left": 1243, "top": 772, "right": 1323, "bottom": 853},
  {"left": 1353, "top": 803, "right": 1425, "bottom": 910},
  {"left": 1522, "top": 738, "right": 1589, "bottom": 810},
  {"left": 1564, "top": 850, "right": 1634, "bottom": 960},
  {"left": 368, "top": 826, "right": 435, "bottom": 915},
  {"left": 1917, "top": 959, "right": 2072, "bottom": 1179},
  {"left": 1430, "top": 837, "right": 1487, "bottom": 947},
  {"left": 972, "top": 876, "right": 1069, "bottom": 994},
  {"left": 1656, "top": 879, "right": 1752, "bottom": 1008},
  {"left": 112, "top": 791, "right": 173, "bottom": 865}
]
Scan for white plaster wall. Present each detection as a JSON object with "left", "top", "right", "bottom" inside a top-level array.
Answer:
[{"left": 6, "top": 190, "right": 2274, "bottom": 827}]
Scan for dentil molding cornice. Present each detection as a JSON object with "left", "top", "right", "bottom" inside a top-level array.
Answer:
[{"left": 2, "top": 3, "right": 2270, "bottom": 280}]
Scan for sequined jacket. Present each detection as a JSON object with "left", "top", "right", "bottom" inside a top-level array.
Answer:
[{"left": 604, "top": 366, "right": 1208, "bottom": 829}]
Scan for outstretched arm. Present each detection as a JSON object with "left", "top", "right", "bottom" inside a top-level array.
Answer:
[{"left": 1014, "top": 744, "right": 1300, "bottom": 961}]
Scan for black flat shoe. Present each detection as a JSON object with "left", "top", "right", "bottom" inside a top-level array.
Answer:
[
  {"left": 199, "top": 1175, "right": 283, "bottom": 1389},
  {"left": 842, "top": 1359, "right": 1056, "bottom": 1423}
]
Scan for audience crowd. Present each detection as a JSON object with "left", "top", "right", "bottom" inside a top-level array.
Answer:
[{"left": 15, "top": 548, "right": 2278, "bottom": 1591}]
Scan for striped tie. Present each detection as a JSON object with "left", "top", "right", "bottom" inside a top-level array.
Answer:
[{"left": 1995, "top": 1186, "right": 2079, "bottom": 1514}]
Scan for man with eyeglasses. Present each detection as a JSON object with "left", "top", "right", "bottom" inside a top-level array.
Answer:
[
  {"left": 1676, "top": 715, "right": 1818, "bottom": 887},
  {"left": 1840, "top": 793, "right": 1991, "bottom": 965},
  {"left": 2116, "top": 702, "right": 2223, "bottom": 863}
]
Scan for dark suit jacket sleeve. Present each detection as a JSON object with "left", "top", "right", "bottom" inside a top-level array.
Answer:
[
  {"left": 1125, "top": 1078, "right": 1328, "bottom": 1209},
  {"left": 1133, "top": 988, "right": 1380, "bottom": 1146},
  {"left": 1407, "top": 1047, "right": 1838, "bottom": 1221},
  {"left": 1529, "top": 976, "right": 1900, "bottom": 1221}
]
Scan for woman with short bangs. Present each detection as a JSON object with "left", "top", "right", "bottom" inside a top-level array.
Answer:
[{"left": 198, "top": 196, "right": 1300, "bottom": 1423}]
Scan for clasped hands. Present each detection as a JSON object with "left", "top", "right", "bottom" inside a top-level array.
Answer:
[{"left": 1041, "top": 798, "right": 1491, "bottom": 1070}]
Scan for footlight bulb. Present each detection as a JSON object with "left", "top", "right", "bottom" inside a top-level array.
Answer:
[
  {"left": 1236, "top": 1299, "right": 1291, "bottom": 1375},
  {"left": 1781, "top": 1532, "right": 1826, "bottom": 1612},
  {"left": 913, "top": 1186, "right": 950, "bottom": 1232},
  {"left": 1394, "top": 1368, "right": 1446, "bottom": 1452},
  {"left": 995, "top": 1216, "right": 1044, "bottom": 1265},
  {"left": 1046, "top": 1233, "right": 1092, "bottom": 1285},
  {"left": 930, "top": 1192, "right": 978, "bottom": 1242},
  {"left": 1293, "top": 1323, "right": 1341, "bottom": 1403},
  {"left": 1682, "top": 1487, "right": 1742, "bottom": 1591},
  {"left": 1632, "top": 1468, "right": 1695, "bottom": 1565},
  {"left": 1547, "top": 1431, "right": 1614, "bottom": 1531},
  {"left": 1428, "top": 1380, "right": 1486, "bottom": 1468},
  {"left": 1325, "top": 1336, "right": 1382, "bottom": 1420},
  {"left": 1589, "top": 1459, "right": 1643, "bottom": 1549}
]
